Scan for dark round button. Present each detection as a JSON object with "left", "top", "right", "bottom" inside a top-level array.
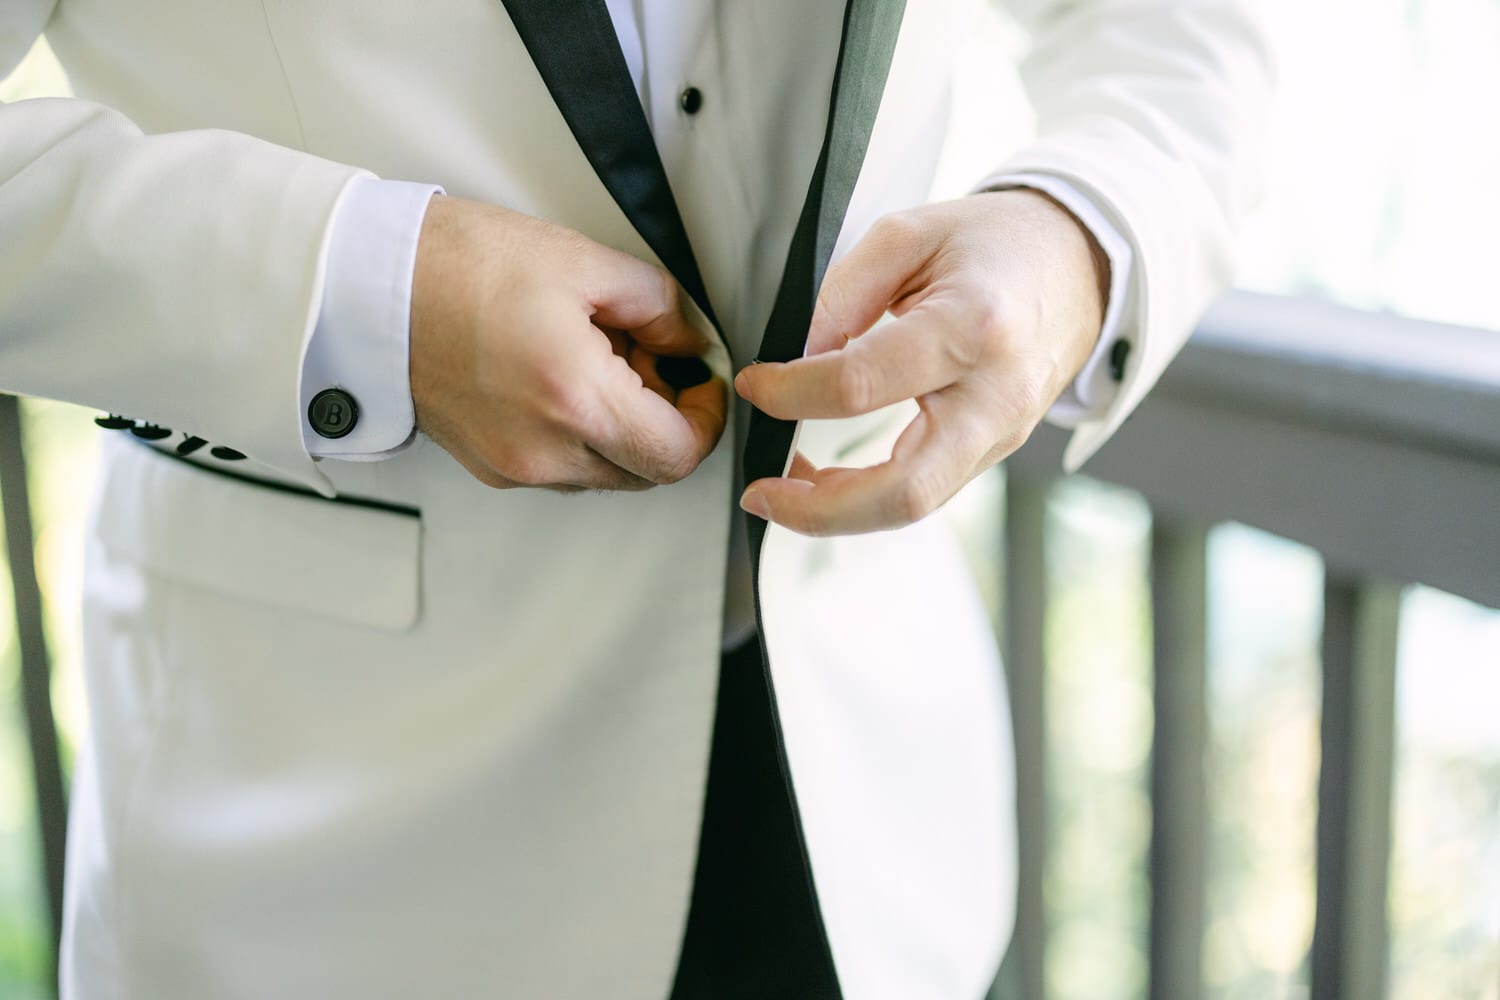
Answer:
[
  {"left": 656, "top": 355, "right": 712, "bottom": 391},
  {"left": 210, "top": 446, "right": 246, "bottom": 461},
  {"left": 679, "top": 86, "right": 704, "bottom": 115},
  {"left": 308, "top": 388, "right": 359, "bottom": 439},
  {"left": 95, "top": 413, "right": 136, "bottom": 431}
]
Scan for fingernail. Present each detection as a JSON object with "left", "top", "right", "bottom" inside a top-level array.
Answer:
[
  {"left": 740, "top": 488, "right": 770, "bottom": 520},
  {"left": 656, "top": 355, "right": 712, "bottom": 390}
]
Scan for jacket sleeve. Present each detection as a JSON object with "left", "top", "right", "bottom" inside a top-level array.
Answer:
[
  {"left": 982, "top": 0, "right": 1273, "bottom": 471},
  {"left": 0, "top": 14, "right": 367, "bottom": 494}
]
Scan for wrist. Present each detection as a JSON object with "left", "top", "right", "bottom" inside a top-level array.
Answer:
[{"left": 1006, "top": 186, "right": 1110, "bottom": 337}]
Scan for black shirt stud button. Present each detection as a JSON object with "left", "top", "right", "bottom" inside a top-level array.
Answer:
[
  {"left": 210, "top": 446, "right": 246, "bottom": 461},
  {"left": 679, "top": 86, "right": 704, "bottom": 115},
  {"left": 308, "top": 388, "right": 359, "bottom": 440}
]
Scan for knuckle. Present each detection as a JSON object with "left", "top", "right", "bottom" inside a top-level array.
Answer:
[
  {"left": 942, "top": 322, "right": 985, "bottom": 372},
  {"left": 654, "top": 450, "right": 699, "bottom": 486},
  {"left": 965, "top": 289, "right": 1011, "bottom": 339},
  {"left": 815, "top": 281, "right": 853, "bottom": 333},
  {"left": 655, "top": 269, "right": 680, "bottom": 315},
  {"left": 833, "top": 360, "right": 877, "bottom": 413},
  {"left": 548, "top": 385, "right": 602, "bottom": 438},
  {"left": 501, "top": 452, "right": 552, "bottom": 487},
  {"left": 892, "top": 471, "right": 942, "bottom": 525},
  {"left": 993, "top": 418, "right": 1035, "bottom": 461},
  {"left": 621, "top": 422, "right": 697, "bottom": 485},
  {"left": 871, "top": 210, "right": 920, "bottom": 248},
  {"left": 532, "top": 363, "right": 575, "bottom": 407},
  {"left": 1005, "top": 373, "right": 1049, "bottom": 421}
]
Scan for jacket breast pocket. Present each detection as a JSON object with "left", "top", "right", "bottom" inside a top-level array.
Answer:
[{"left": 91, "top": 441, "right": 422, "bottom": 633}]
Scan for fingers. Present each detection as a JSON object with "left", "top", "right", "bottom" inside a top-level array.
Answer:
[
  {"left": 805, "top": 211, "right": 938, "bottom": 356},
  {"left": 736, "top": 300, "right": 973, "bottom": 420},
  {"left": 590, "top": 358, "right": 728, "bottom": 485},
  {"left": 739, "top": 389, "right": 996, "bottom": 536},
  {"left": 582, "top": 256, "right": 726, "bottom": 484},
  {"left": 435, "top": 436, "right": 656, "bottom": 494},
  {"left": 587, "top": 250, "right": 708, "bottom": 357}
]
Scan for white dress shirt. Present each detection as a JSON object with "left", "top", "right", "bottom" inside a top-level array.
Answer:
[{"left": 300, "top": 1, "right": 1135, "bottom": 460}]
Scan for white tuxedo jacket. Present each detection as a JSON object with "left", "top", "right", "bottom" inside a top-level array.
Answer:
[{"left": 0, "top": 1, "right": 1268, "bottom": 997}]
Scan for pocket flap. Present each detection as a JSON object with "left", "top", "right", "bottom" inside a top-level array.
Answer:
[{"left": 93, "top": 443, "right": 421, "bottom": 632}]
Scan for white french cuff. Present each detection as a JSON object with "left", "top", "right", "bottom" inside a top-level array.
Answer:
[
  {"left": 300, "top": 177, "right": 444, "bottom": 460},
  {"left": 980, "top": 171, "right": 1138, "bottom": 429}
]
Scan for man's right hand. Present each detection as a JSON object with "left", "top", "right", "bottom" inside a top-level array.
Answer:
[{"left": 409, "top": 195, "right": 727, "bottom": 492}]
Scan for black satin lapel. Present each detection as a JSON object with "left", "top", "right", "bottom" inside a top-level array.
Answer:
[
  {"left": 742, "top": 0, "right": 909, "bottom": 494},
  {"left": 497, "top": 0, "right": 717, "bottom": 326},
  {"left": 727, "top": 0, "right": 907, "bottom": 996}
]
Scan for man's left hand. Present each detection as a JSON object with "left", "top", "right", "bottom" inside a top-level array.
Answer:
[{"left": 735, "top": 188, "right": 1110, "bottom": 536}]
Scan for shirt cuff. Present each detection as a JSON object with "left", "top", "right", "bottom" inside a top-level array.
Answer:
[
  {"left": 984, "top": 172, "right": 1137, "bottom": 428},
  {"left": 300, "top": 177, "right": 443, "bottom": 460}
]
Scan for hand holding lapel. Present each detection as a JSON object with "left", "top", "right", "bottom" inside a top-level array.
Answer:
[
  {"left": 735, "top": 188, "right": 1108, "bottom": 535},
  {"left": 409, "top": 195, "right": 726, "bottom": 493}
]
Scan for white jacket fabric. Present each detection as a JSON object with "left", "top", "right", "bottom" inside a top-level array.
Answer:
[{"left": 0, "top": 1, "right": 1269, "bottom": 997}]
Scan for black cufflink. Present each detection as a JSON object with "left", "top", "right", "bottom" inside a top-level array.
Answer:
[
  {"left": 308, "top": 388, "right": 359, "bottom": 439},
  {"left": 1109, "top": 338, "right": 1131, "bottom": 381},
  {"left": 656, "top": 356, "right": 712, "bottom": 390}
]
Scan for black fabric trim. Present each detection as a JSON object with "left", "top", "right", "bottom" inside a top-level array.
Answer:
[
  {"left": 668, "top": 636, "right": 841, "bottom": 1000},
  {"left": 131, "top": 440, "right": 421, "bottom": 519},
  {"left": 735, "top": 0, "right": 910, "bottom": 993},
  {"left": 741, "top": 0, "right": 908, "bottom": 489},
  {"left": 496, "top": 0, "right": 719, "bottom": 330},
  {"left": 494, "top": 1, "right": 908, "bottom": 995}
]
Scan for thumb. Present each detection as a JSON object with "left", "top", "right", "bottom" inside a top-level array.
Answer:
[
  {"left": 807, "top": 213, "right": 934, "bottom": 356},
  {"left": 587, "top": 250, "right": 707, "bottom": 357}
]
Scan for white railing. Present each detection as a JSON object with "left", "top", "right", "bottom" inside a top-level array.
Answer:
[{"left": 994, "top": 290, "right": 1500, "bottom": 1000}]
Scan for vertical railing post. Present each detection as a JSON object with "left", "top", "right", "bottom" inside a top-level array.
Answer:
[
  {"left": 1148, "top": 520, "right": 1210, "bottom": 1000},
  {"left": 1311, "top": 577, "right": 1401, "bottom": 1000},
  {"left": 995, "top": 472, "right": 1051, "bottom": 1000},
  {"left": 0, "top": 394, "right": 68, "bottom": 989}
]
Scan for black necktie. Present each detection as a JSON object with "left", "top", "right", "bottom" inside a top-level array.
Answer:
[{"left": 499, "top": 3, "right": 907, "bottom": 995}]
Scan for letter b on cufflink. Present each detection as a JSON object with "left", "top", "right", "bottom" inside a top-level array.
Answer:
[{"left": 309, "top": 388, "right": 359, "bottom": 439}]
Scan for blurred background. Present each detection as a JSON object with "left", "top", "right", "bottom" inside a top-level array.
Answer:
[{"left": 2, "top": 0, "right": 1497, "bottom": 997}]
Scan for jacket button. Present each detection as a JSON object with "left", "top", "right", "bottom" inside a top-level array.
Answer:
[
  {"left": 679, "top": 86, "right": 704, "bottom": 115},
  {"left": 94, "top": 413, "right": 135, "bottom": 430},
  {"left": 308, "top": 388, "right": 359, "bottom": 439},
  {"left": 656, "top": 355, "right": 712, "bottom": 390},
  {"left": 129, "top": 423, "right": 172, "bottom": 440},
  {"left": 175, "top": 436, "right": 208, "bottom": 457}
]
